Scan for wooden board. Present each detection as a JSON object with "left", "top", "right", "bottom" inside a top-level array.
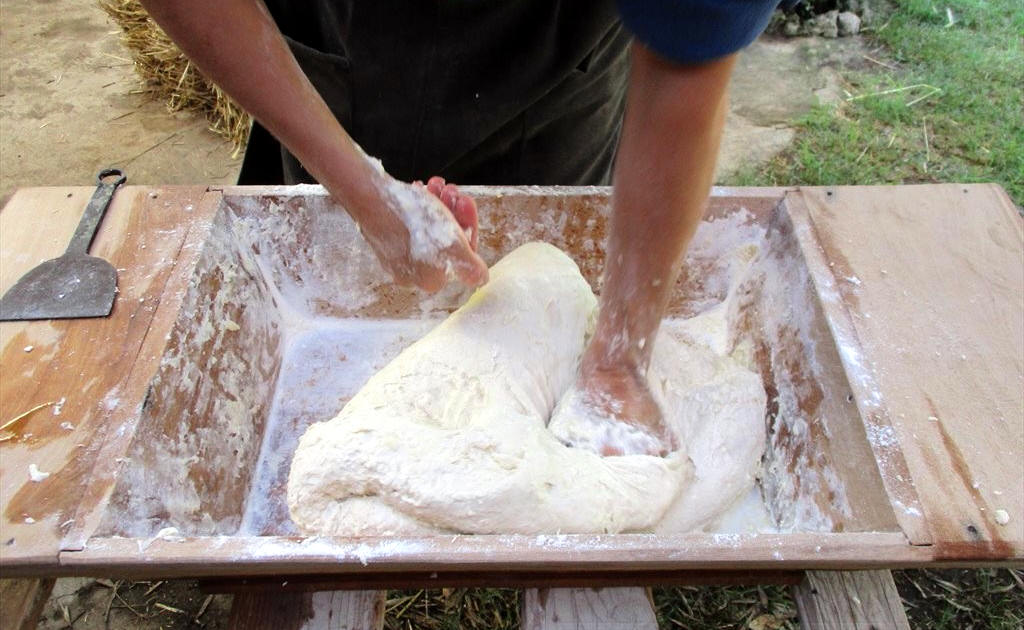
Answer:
[
  {"left": 228, "top": 590, "right": 384, "bottom": 630},
  {"left": 787, "top": 185, "right": 1023, "bottom": 557},
  {"left": 201, "top": 570, "right": 803, "bottom": 592},
  {"left": 521, "top": 588, "right": 657, "bottom": 630},
  {"left": 0, "top": 578, "right": 55, "bottom": 630},
  {"left": 0, "top": 183, "right": 1021, "bottom": 580},
  {"left": 0, "top": 185, "right": 220, "bottom": 569},
  {"left": 55, "top": 532, "right": 931, "bottom": 579},
  {"left": 792, "top": 570, "right": 910, "bottom": 630}
]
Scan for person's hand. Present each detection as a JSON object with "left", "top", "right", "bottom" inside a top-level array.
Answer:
[
  {"left": 549, "top": 358, "right": 677, "bottom": 457},
  {"left": 353, "top": 172, "right": 488, "bottom": 293}
]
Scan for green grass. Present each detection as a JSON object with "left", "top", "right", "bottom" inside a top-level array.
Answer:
[
  {"left": 895, "top": 568, "right": 1024, "bottom": 630},
  {"left": 653, "top": 584, "right": 797, "bottom": 629},
  {"left": 734, "top": 0, "right": 1024, "bottom": 203}
]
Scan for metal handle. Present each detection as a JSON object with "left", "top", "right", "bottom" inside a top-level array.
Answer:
[{"left": 66, "top": 169, "right": 127, "bottom": 256}]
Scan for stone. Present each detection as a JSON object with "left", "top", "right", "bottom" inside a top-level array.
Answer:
[
  {"left": 838, "top": 11, "right": 862, "bottom": 36},
  {"left": 861, "top": 1, "right": 875, "bottom": 26},
  {"left": 811, "top": 10, "right": 839, "bottom": 39}
]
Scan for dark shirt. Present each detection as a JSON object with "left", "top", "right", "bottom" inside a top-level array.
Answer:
[{"left": 239, "top": 1, "right": 787, "bottom": 187}]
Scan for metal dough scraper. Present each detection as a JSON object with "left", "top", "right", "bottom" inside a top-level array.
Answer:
[{"left": 0, "top": 169, "right": 126, "bottom": 321}]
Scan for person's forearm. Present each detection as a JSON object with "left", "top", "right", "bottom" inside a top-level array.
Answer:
[
  {"left": 588, "top": 44, "right": 736, "bottom": 371},
  {"left": 140, "top": 0, "right": 387, "bottom": 223},
  {"left": 141, "top": 0, "right": 486, "bottom": 290}
]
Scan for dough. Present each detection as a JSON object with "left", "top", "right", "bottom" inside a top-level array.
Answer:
[{"left": 287, "top": 242, "right": 765, "bottom": 535}]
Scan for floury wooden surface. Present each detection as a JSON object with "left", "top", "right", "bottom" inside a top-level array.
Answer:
[
  {"left": 0, "top": 185, "right": 221, "bottom": 568},
  {"left": 789, "top": 185, "right": 1023, "bottom": 556},
  {"left": 0, "top": 184, "right": 1020, "bottom": 578}
]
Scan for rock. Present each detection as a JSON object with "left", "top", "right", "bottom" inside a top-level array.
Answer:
[
  {"left": 844, "top": 0, "right": 861, "bottom": 12},
  {"left": 783, "top": 15, "right": 801, "bottom": 37},
  {"left": 811, "top": 10, "right": 839, "bottom": 39},
  {"left": 861, "top": 1, "right": 875, "bottom": 26},
  {"left": 838, "top": 11, "right": 862, "bottom": 36}
]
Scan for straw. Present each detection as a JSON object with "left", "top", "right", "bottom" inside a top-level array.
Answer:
[{"left": 98, "top": 0, "right": 250, "bottom": 156}]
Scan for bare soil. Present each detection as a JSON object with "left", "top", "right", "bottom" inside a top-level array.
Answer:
[{"left": 0, "top": 0, "right": 240, "bottom": 205}]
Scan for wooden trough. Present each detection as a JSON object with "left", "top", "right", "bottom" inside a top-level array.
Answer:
[{"left": 0, "top": 183, "right": 1020, "bottom": 583}]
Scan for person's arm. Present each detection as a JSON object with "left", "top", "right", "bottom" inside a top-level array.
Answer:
[
  {"left": 559, "top": 44, "right": 736, "bottom": 455},
  {"left": 140, "top": 0, "right": 487, "bottom": 291}
]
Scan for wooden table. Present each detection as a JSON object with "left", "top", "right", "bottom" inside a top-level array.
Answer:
[{"left": 1, "top": 184, "right": 1021, "bottom": 628}]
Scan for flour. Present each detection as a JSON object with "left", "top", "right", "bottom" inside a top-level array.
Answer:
[
  {"left": 287, "top": 242, "right": 767, "bottom": 535},
  {"left": 359, "top": 143, "right": 462, "bottom": 264},
  {"left": 380, "top": 179, "right": 462, "bottom": 264}
]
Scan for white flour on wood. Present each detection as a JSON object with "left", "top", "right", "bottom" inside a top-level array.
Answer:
[{"left": 287, "top": 242, "right": 766, "bottom": 535}]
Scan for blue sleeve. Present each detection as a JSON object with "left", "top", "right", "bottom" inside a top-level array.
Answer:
[{"left": 616, "top": 0, "right": 783, "bottom": 64}]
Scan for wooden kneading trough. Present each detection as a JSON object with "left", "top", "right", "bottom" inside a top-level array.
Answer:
[{"left": 0, "top": 183, "right": 1021, "bottom": 580}]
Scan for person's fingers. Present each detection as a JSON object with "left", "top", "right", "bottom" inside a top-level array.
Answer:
[
  {"left": 453, "top": 194, "right": 479, "bottom": 251},
  {"left": 422, "top": 176, "right": 479, "bottom": 251},
  {"left": 439, "top": 184, "right": 479, "bottom": 251},
  {"left": 440, "top": 183, "right": 460, "bottom": 213},
  {"left": 426, "top": 176, "right": 446, "bottom": 198}
]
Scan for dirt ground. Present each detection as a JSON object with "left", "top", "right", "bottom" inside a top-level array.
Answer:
[
  {"left": 2, "top": 1, "right": 868, "bottom": 627},
  {"left": 0, "top": 0, "right": 861, "bottom": 201},
  {"left": 0, "top": 0, "right": 240, "bottom": 205}
]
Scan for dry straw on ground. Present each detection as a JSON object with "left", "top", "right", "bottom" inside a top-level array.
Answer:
[{"left": 99, "top": 0, "right": 250, "bottom": 155}]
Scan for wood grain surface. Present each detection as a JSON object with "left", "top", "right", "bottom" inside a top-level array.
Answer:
[
  {"left": 521, "top": 587, "right": 657, "bottom": 630},
  {"left": 54, "top": 532, "right": 930, "bottom": 579},
  {"left": 0, "top": 578, "right": 55, "bottom": 630},
  {"left": 793, "top": 570, "right": 910, "bottom": 630},
  {"left": 0, "top": 185, "right": 219, "bottom": 567},
  {"left": 228, "top": 590, "right": 384, "bottom": 630},
  {"left": 789, "top": 185, "right": 1023, "bottom": 557}
]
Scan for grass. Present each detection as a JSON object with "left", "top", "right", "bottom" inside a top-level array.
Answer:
[
  {"left": 895, "top": 568, "right": 1024, "bottom": 630},
  {"left": 384, "top": 589, "right": 521, "bottom": 630},
  {"left": 382, "top": 571, "right": 1024, "bottom": 629},
  {"left": 381, "top": 585, "right": 800, "bottom": 630},
  {"left": 653, "top": 584, "right": 797, "bottom": 629},
  {"left": 733, "top": 0, "right": 1024, "bottom": 203}
]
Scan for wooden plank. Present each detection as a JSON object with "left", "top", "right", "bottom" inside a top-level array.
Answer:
[
  {"left": 787, "top": 185, "right": 1023, "bottom": 558},
  {"left": 201, "top": 570, "right": 803, "bottom": 593},
  {"left": 0, "top": 578, "right": 55, "bottom": 630},
  {"left": 228, "top": 590, "right": 384, "bottom": 630},
  {"left": 50, "top": 532, "right": 932, "bottom": 579},
  {"left": 793, "top": 570, "right": 910, "bottom": 630},
  {"left": 521, "top": 587, "right": 657, "bottom": 630},
  {"left": 63, "top": 188, "right": 224, "bottom": 551},
  {"left": 784, "top": 189, "right": 930, "bottom": 545},
  {"left": 0, "top": 186, "right": 218, "bottom": 567},
  {"left": 215, "top": 183, "right": 789, "bottom": 201}
]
